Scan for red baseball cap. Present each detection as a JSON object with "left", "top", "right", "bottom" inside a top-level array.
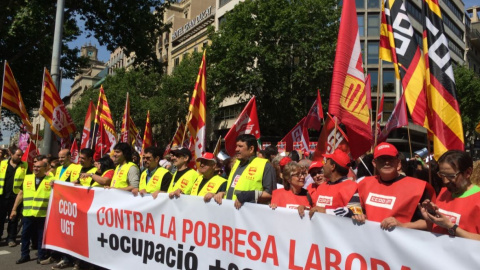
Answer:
[
  {"left": 308, "top": 160, "right": 324, "bottom": 172},
  {"left": 196, "top": 152, "right": 217, "bottom": 163},
  {"left": 323, "top": 149, "right": 351, "bottom": 168},
  {"left": 374, "top": 142, "right": 398, "bottom": 158}
]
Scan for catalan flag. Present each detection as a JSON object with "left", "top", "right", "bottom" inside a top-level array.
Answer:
[
  {"left": 120, "top": 92, "right": 138, "bottom": 144},
  {"left": 80, "top": 101, "right": 96, "bottom": 149},
  {"left": 186, "top": 50, "right": 207, "bottom": 161},
  {"left": 379, "top": 0, "right": 427, "bottom": 126},
  {"left": 422, "top": 0, "right": 464, "bottom": 159},
  {"left": 328, "top": 0, "right": 371, "bottom": 159},
  {"left": 172, "top": 122, "right": 186, "bottom": 147},
  {"left": 142, "top": 110, "right": 153, "bottom": 153},
  {"left": 39, "top": 68, "right": 76, "bottom": 138},
  {"left": 1, "top": 61, "right": 33, "bottom": 132},
  {"left": 94, "top": 86, "right": 116, "bottom": 151}
]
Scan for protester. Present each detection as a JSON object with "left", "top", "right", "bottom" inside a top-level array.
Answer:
[
  {"left": 270, "top": 162, "right": 313, "bottom": 209},
  {"left": 71, "top": 148, "right": 97, "bottom": 187},
  {"left": 110, "top": 143, "right": 140, "bottom": 191},
  {"left": 300, "top": 149, "right": 359, "bottom": 219},
  {"left": 0, "top": 145, "right": 27, "bottom": 247},
  {"left": 11, "top": 160, "right": 53, "bottom": 264},
  {"left": 0, "top": 148, "right": 8, "bottom": 160},
  {"left": 263, "top": 145, "right": 279, "bottom": 162},
  {"left": 48, "top": 157, "right": 60, "bottom": 176},
  {"left": 173, "top": 152, "right": 227, "bottom": 201},
  {"left": 55, "top": 149, "right": 78, "bottom": 182},
  {"left": 134, "top": 146, "right": 172, "bottom": 197},
  {"left": 353, "top": 142, "right": 436, "bottom": 230},
  {"left": 356, "top": 154, "right": 374, "bottom": 182},
  {"left": 90, "top": 156, "right": 115, "bottom": 187},
  {"left": 298, "top": 159, "right": 313, "bottom": 188},
  {"left": 214, "top": 134, "right": 276, "bottom": 209},
  {"left": 419, "top": 150, "right": 480, "bottom": 240},
  {"left": 305, "top": 160, "right": 325, "bottom": 197},
  {"left": 167, "top": 147, "right": 198, "bottom": 195}
]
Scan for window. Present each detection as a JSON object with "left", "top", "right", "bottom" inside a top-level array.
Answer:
[
  {"left": 193, "top": 47, "right": 198, "bottom": 53},
  {"left": 358, "top": 15, "right": 365, "bottom": 37},
  {"left": 174, "top": 57, "right": 180, "bottom": 67},
  {"left": 448, "top": 39, "right": 463, "bottom": 58},
  {"left": 367, "top": 14, "right": 380, "bottom": 36},
  {"left": 442, "top": 0, "right": 463, "bottom": 21},
  {"left": 367, "top": 0, "right": 380, "bottom": 9},
  {"left": 218, "top": 16, "right": 227, "bottom": 29},
  {"left": 405, "top": 0, "right": 422, "bottom": 22},
  {"left": 215, "top": 104, "right": 244, "bottom": 121},
  {"left": 443, "top": 14, "right": 463, "bottom": 40},
  {"left": 356, "top": 0, "right": 364, "bottom": 9},
  {"left": 219, "top": 0, "right": 232, "bottom": 8},
  {"left": 383, "top": 97, "right": 396, "bottom": 121},
  {"left": 383, "top": 70, "right": 395, "bottom": 93},
  {"left": 369, "top": 70, "right": 378, "bottom": 92},
  {"left": 367, "top": 42, "right": 379, "bottom": 64}
]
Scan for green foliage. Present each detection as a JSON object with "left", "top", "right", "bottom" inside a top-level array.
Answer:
[
  {"left": 208, "top": 0, "right": 340, "bottom": 137},
  {"left": 454, "top": 66, "right": 480, "bottom": 136},
  {"left": 1, "top": 0, "right": 171, "bottom": 130},
  {"left": 69, "top": 52, "right": 204, "bottom": 148}
]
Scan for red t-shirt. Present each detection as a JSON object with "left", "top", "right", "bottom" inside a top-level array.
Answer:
[{"left": 271, "top": 188, "right": 311, "bottom": 209}]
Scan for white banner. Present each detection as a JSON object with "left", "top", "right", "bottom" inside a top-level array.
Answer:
[{"left": 44, "top": 181, "right": 480, "bottom": 269}]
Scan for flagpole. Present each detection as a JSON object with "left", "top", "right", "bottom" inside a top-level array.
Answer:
[
  {"left": 374, "top": 60, "right": 382, "bottom": 147},
  {"left": 426, "top": 136, "right": 432, "bottom": 186},
  {"left": 180, "top": 114, "right": 190, "bottom": 146},
  {"left": 407, "top": 124, "right": 413, "bottom": 158},
  {"left": 34, "top": 124, "right": 40, "bottom": 149},
  {"left": 0, "top": 61, "right": 6, "bottom": 122}
]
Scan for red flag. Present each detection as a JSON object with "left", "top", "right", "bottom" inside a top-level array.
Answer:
[
  {"left": 120, "top": 93, "right": 138, "bottom": 144},
  {"left": 70, "top": 139, "right": 79, "bottom": 164},
  {"left": 80, "top": 101, "right": 96, "bottom": 149},
  {"left": 142, "top": 110, "right": 153, "bottom": 154},
  {"left": 305, "top": 90, "right": 324, "bottom": 130},
  {"left": 328, "top": 0, "right": 372, "bottom": 159},
  {"left": 186, "top": 50, "right": 207, "bottom": 161},
  {"left": 224, "top": 96, "right": 261, "bottom": 156},
  {"left": 94, "top": 120, "right": 113, "bottom": 161},
  {"left": 280, "top": 117, "right": 310, "bottom": 152},
  {"left": 21, "top": 141, "right": 39, "bottom": 171},
  {"left": 93, "top": 86, "right": 116, "bottom": 152},
  {"left": 313, "top": 114, "right": 349, "bottom": 161},
  {"left": 39, "top": 68, "right": 76, "bottom": 138},
  {"left": 378, "top": 94, "right": 408, "bottom": 143}
]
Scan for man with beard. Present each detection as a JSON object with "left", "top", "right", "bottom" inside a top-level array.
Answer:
[
  {"left": 420, "top": 150, "right": 480, "bottom": 240},
  {"left": 353, "top": 142, "right": 436, "bottom": 231},
  {"left": 110, "top": 143, "right": 140, "bottom": 191},
  {"left": 0, "top": 146, "right": 27, "bottom": 247}
]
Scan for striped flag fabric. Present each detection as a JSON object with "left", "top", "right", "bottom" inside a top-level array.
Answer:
[
  {"left": 94, "top": 86, "right": 116, "bottom": 151},
  {"left": 120, "top": 92, "right": 132, "bottom": 144},
  {"left": 172, "top": 122, "right": 186, "bottom": 147},
  {"left": 328, "top": 0, "right": 372, "bottom": 159},
  {"left": 422, "top": 0, "right": 464, "bottom": 159},
  {"left": 1, "top": 61, "right": 33, "bottom": 132},
  {"left": 378, "top": 94, "right": 408, "bottom": 143},
  {"left": 39, "top": 68, "right": 76, "bottom": 138},
  {"left": 379, "top": 0, "right": 427, "bottom": 126},
  {"left": 142, "top": 110, "right": 153, "bottom": 154},
  {"left": 213, "top": 136, "right": 222, "bottom": 157},
  {"left": 186, "top": 50, "right": 207, "bottom": 161},
  {"left": 80, "top": 101, "right": 96, "bottom": 149}
]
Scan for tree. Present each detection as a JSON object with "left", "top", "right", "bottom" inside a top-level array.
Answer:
[
  {"left": 1, "top": 0, "right": 172, "bottom": 130},
  {"left": 454, "top": 65, "right": 480, "bottom": 137},
  {"left": 69, "top": 52, "right": 204, "bottom": 148},
  {"left": 207, "top": 0, "right": 340, "bottom": 138}
]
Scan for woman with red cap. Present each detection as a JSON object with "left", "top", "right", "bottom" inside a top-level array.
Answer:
[{"left": 270, "top": 162, "right": 314, "bottom": 210}]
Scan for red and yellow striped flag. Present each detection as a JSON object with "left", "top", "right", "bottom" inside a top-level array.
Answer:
[
  {"left": 95, "top": 86, "right": 116, "bottom": 137},
  {"left": 142, "top": 110, "right": 152, "bottom": 153},
  {"left": 172, "top": 122, "right": 186, "bottom": 147},
  {"left": 120, "top": 92, "right": 138, "bottom": 144},
  {"left": 39, "top": 68, "right": 76, "bottom": 138},
  {"left": 186, "top": 50, "right": 207, "bottom": 160},
  {"left": 1, "top": 61, "right": 33, "bottom": 132},
  {"left": 422, "top": 0, "right": 464, "bottom": 159},
  {"left": 379, "top": 0, "right": 427, "bottom": 126}
]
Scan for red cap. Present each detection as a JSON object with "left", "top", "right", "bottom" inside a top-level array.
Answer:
[
  {"left": 323, "top": 149, "right": 351, "bottom": 168},
  {"left": 279, "top": 157, "right": 292, "bottom": 170},
  {"left": 374, "top": 142, "right": 398, "bottom": 159},
  {"left": 308, "top": 160, "right": 324, "bottom": 172},
  {"left": 196, "top": 152, "right": 217, "bottom": 163}
]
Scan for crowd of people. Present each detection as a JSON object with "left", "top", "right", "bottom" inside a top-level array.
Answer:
[{"left": 1, "top": 133, "right": 480, "bottom": 269}]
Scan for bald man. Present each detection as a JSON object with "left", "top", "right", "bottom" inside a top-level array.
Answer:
[{"left": 55, "top": 149, "right": 80, "bottom": 182}]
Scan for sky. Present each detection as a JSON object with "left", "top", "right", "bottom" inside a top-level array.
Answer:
[{"left": 1, "top": 2, "right": 480, "bottom": 145}]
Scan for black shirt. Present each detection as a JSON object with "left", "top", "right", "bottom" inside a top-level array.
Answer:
[{"left": 3, "top": 159, "right": 21, "bottom": 198}]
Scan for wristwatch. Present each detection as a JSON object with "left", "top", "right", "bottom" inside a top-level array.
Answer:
[{"left": 448, "top": 224, "right": 458, "bottom": 236}]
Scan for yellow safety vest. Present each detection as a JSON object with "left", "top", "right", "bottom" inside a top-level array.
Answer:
[
  {"left": 167, "top": 169, "right": 198, "bottom": 194},
  {"left": 22, "top": 174, "right": 54, "bottom": 217},
  {"left": 139, "top": 167, "right": 171, "bottom": 193},
  {"left": 225, "top": 158, "right": 267, "bottom": 201},
  {"left": 111, "top": 162, "right": 137, "bottom": 188},
  {"left": 55, "top": 163, "right": 78, "bottom": 182},
  {"left": 90, "top": 169, "right": 114, "bottom": 187},
  {"left": 74, "top": 167, "right": 98, "bottom": 187},
  {"left": 190, "top": 175, "right": 227, "bottom": 197},
  {"left": 0, "top": 159, "right": 28, "bottom": 195}
]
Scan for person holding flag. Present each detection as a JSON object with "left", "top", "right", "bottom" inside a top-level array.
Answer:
[
  {"left": 110, "top": 143, "right": 140, "bottom": 191},
  {"left": 0, "top": 145, "right": 27, "bottom": 247},
  {"left": 133, "top": 146, "right": 172, "bottom": 197},
  {"left": 166, "top": 148, "right": 198, "bottom": 196},
  {"left": 214, "top": 134, "right": 276, "bottom": 209}
]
